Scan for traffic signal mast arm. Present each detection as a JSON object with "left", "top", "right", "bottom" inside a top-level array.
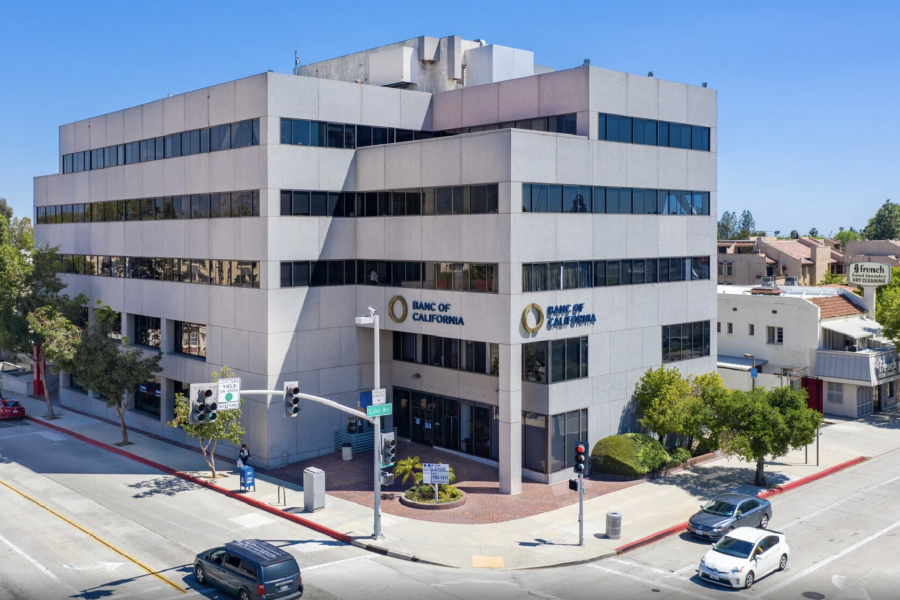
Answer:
[{"left": 240, "top": 389, "right": 375, "bottom": 423}]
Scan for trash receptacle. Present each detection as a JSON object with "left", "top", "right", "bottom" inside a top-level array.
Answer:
[
  {"left": 342, "top": 442, "right": 352, "bottom": 461},
  {"left": 303, "top": 467, "right": 325, "bottom": 512},
  {"left": 239, "top": 466, "right": 256, "bottom": 492},
  {"left": 606, "top": 511, "right": 622, "bottom": 540}
]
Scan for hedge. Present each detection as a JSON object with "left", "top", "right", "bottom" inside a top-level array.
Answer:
[{"left": 591, "top": 433, "right": 669, "bottom": 477}]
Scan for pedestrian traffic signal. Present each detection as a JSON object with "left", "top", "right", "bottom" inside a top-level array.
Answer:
[
  {"left": 284, "top": 381, "right": 300, "bottom": 417},
  {"left": 381, "top": 431, "right": 397, "bottom": 468},
  {"left": 574, "top": 441, "right": 587, "bottom": 473},
  {"left": 189, "top": 384, "right": 218, "bottom": 424}
]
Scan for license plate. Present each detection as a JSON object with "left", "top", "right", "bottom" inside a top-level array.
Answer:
[
  {"left": 709, "top": 573, "right": 719, "bottom": 580},
  {"left": 279, "top": 585, "right": 289, "bottom": 592}
]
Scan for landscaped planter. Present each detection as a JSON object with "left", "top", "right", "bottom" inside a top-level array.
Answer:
[
  {"left": 594, "top": 450, "right": 722, "bottom": 482},
  {"left": 398, "top": 491, "right": 468, "bottom": 511}
]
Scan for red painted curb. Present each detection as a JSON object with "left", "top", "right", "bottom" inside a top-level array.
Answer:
[
  {"left": 757, "top": 456, "right": 867, "bottom": 499},
  {"left": 615, "top": 455, "right": 868, "bottom": 555},
  {"left": 25, "top": 416, "right": 352, "bottom": 544}
]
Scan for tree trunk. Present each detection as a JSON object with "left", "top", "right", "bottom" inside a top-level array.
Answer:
[
  {"left": 114, "top": 396, "right": 129, "bottom": 446},
  {"left": 209, "top": 439, "right": 218, "bottom": 478},
  {"left": 199, "top": 438, "right": 217, "bottom": 478},
  {"left": 755, "top": 455, "right": 767, "bottom": 486},
  {"left": 37, "top": 357, "right": 56, "bottom": 419}
]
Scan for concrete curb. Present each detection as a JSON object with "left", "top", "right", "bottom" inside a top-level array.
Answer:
[
  {"left": 350, "top": 539, "right": 458, "bottom": 568},
  {"left": 507, "top": 551, "right": 618, "bottom": 571},
  {"left": 614, "top": 455, "right": 869, "bottom": 555}
]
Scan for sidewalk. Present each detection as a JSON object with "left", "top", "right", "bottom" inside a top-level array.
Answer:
[{"left": 7, "top": 390, "right": 900, "bottom": 569}]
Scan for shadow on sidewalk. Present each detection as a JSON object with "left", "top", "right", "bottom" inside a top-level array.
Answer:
[
  {"left": 127, "top": 476, "right": 202, "bottom": 499},
  {"left": 648, "top": 464, "right": 790, "bottom": 499}
]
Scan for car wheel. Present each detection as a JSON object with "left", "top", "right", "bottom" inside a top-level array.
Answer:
[
  {"left": 760, "top": 513, "right": 769, "bottom": 529},
  {"left": 745, "top": 571, "right": 755, "bottom": 589},
  {"left": 779, "top": 554, "right": 788, "bottom": 571},
  {"left": 194, "top": 565, "right": 205, "bottom": 584},
  {"left": 240, "top": 590, "right": 251, "bottom": 600}
]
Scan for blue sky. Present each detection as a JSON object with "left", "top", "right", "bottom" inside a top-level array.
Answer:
[{"left": 1, "top": 0, "right": 897, "bottom": 235}]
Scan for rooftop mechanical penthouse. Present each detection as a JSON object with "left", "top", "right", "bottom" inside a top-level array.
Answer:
[{"left": 34, "top": 34, "right": 717, "bottom": 491}]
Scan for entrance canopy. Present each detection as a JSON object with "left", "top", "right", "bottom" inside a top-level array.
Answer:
[
  {"left": 717, "top": 355, "right": 769, "bottom": 371},
  {"left": 821, "top": 319, "right": 881, "bottom": 339}
]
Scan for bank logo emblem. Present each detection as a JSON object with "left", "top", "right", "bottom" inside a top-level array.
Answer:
[
  {"left": 389, "top": 295, "right": 408, "bottom": 323},
  {"left": 521, "top": 303, "right": 545, "bottom": 334}
]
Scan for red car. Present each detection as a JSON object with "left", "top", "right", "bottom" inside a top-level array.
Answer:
[{"left": 0, "top": 399, "right": 25, "bottom": 420}]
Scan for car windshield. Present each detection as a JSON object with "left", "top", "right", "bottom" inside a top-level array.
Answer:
[
  {"left": 713, "top": 537, "right": 754, "bottom": 559},
  {"left": 3, "top": 400, "right": 20, "bottom": 407},
  {"left": 262, "top": 559, "right": 299, "bottom": 582},
  {"left": 702, "top": 500, "right": 737, "bottom": 517}
]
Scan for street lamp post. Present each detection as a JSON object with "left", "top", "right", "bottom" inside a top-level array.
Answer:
[
  {"left": 744, "top": 353, "right": 756, "bottom": 391},
  {"left": 355, "top": 307, "right": 383, "bottom": 540}
]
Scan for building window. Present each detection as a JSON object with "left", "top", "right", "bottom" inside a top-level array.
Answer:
[
  {"left": 662, "top": 321, "right": 711, "bottom": 364},
  {"left": 277, "top": 185, "right": 498, "bottom": 217},
  {"left": 134, "top": 376, "right": 161, "bottom": 416},
  {"left": 523, "top": 183, "right": 709, "bottom": 216},
  {"left": 57, "top": 254, "right": 260, "bottom": 289},
  {"left": 749, "top": 324, "right": 755, "bottom": 336},
  {"left": 727, "top": 323, "right": 733, "bottom": 334},
  {"left": 61, "top": 120, "right": 259, "bottom": 174},
  {"left": 717, "top": 322, "right": 721, "bottom": 333},
  {"left": 279, "top": 259, "right": 498, "bottom": 293},
  {"left": 392, "top": 332, "right": 498, "bottom": 376},
  {"left": 522, "top": 256, "right": 708, "bottom": 292},
  {"left": 522, "top": 408, "right": 588, "bottom": 474},
  {"left": 175, "top": 321, "right": 206, "bottom": 359},
  {"left": 827, "top": 381, "right": 844, "bottom": 404},
  {"left": 767, "top": 326, "right": 784, "bottom": 345},
  {"left": 726, "top": 263, "right": 734, "bottom": 277},
  {"left": 599, "top": 114, "right": 710, "bottom": 151},
  {"left": 133, "top": 315, "right": 161, "bottom": 349},
  {"left": 522, "top": 337, "right": 588, "bottom": 384},
  {"left": 717, "top": 263, "right": 725, "bottom": 276}
]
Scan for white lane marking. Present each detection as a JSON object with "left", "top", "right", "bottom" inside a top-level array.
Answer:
[
  {"left": 663, "top": 563, "right": 700, "bottom": 579},
  {"left": 832, "top": 575, "right": 871, "bottom": 600},
  {"left": 228, "top": 513, "right": 276, "bottom": 529},
  {"left": 758, "top": 517, "right": 900, "bottom": 598},
  {"left": 291, "top": 540, "right": 344, "bottom": 553},
  {"left": 432, "top": 579, "right": 561, "bottom": 600},
  {"left": 780, "top": 474, "right": 900, "bottom": 530},
  {"left": 101, "top": 585, "right": 163, "bottom": 599},
  {"left": 63, "top": 561, "right": 123, "bottom": 573},
  {"left": 0, "top": 531, "right": 77, "bottom": 594},
  {"left": 302, "top": 555, "right": 374, "bottom": 572},
  {"left": 36, "top": 430, "right": 66, "bottom": 442},
  {"left": 589, "top": 564, "right": 725, "bottom": 600},
  {"left": 609, "top": 557, "right": 672, "bottom": 576}
]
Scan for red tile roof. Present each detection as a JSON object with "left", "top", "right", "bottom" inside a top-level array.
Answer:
[{"left": 808, "top": 295, "right": 867, "bottom": 319}]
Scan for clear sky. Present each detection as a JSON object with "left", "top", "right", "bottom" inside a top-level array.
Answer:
[{"left": 1, "top": 0, "right": 897, "bottom": 236}]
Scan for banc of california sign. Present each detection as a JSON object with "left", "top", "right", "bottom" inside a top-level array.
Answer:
[
  {"left": 521, "top": 303, "right": 597, "bottom": 333},
  {"left": 848, "top": 262, "right": 891, "bottom": 287}
]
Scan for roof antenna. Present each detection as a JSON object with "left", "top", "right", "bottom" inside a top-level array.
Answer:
[{"left": 295, "top": 50, "right": 299, "bottom": 67}]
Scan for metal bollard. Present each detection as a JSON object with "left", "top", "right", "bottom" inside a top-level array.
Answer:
[{"left": 606, "top": 511, "right": 622, "bottom": 540}]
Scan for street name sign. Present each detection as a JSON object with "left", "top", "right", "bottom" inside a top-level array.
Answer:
[
  {"left": 217, "top": 378, "right": 241, "bottom": 411},
  {"left": 366, "top": 403, "right": 392, "bottom": 418}
]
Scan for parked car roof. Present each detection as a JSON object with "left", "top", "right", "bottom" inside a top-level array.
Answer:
[
  {"left": 713, "top": 492, "right": 758, "bottom": 502},
  {"left": 724, "top": 527, "right": 777, "bottom": 543},
  {"left": 224, "top": 540, "right": 292, "bottom": 566}
]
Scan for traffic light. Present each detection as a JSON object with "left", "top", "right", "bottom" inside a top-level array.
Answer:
[
  {"left": 569, "top": 478, "right": 581, "bottom": 492},
  {"left": 574, "top": 441, "right": 587, "bottom": 474},
  {"left": 189, "top": 383, "right": 218, "bottom": 424},
  {"left": 284, "top": 381, "right": 300, "bottom": 417},
  {"left": 381, "top": 431, "right": 397, "bottom": 468}
]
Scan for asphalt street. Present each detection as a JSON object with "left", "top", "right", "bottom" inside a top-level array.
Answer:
[{"left": 2, "top": 417, "right": 900, "bottom": 600}]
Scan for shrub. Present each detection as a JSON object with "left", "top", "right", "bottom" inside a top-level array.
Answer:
[
  {"left": 591, "top": 433, "right": 669, "bottom": 477},
  {"left": 696, "top": 436, "right": 719, "bottom": 456},
  {"left": 665, "top": 446, "right": 692, "bottom": 468},
  {"left": 405, "top": 484, "right": 463, "bottom": 503}
]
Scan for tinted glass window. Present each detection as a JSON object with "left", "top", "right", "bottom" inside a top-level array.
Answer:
[{"left": 262, "top": 559, "right": 299, "bottom": 582}]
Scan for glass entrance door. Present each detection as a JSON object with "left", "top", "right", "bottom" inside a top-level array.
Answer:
[{"left": 411, "top": 408, "right": 434, "bottom": 444}]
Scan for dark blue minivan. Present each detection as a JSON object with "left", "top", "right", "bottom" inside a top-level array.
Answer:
[{"left": 194, "top": 539, "right": 302, "bottom": 600}]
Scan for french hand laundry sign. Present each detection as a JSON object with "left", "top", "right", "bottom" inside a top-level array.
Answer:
[{"left": 848, "top": 262, "right": 891, "bottom": 287}]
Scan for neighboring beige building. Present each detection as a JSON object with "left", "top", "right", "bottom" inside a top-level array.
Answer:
[
  {"left": 844, "top": 240, "right": 900, "bottom": 269},
  {"left": 717, "top": 237, "right": 844, "bottom": 286}
]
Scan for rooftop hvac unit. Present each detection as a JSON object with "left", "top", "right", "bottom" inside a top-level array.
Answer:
[
  {"left": 847, "top": 345, "right": 859, "bottom": 353},
  {"left": 369, "top": 47, "right": 419, "bottom": 87},
  {"left": 761, "top": 276, "right": 775, "bottom": 287}
]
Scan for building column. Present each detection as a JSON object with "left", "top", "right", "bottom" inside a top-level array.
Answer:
[
  {"left": 499, "top": 343, "right": 522, "bottom": 495},
  {"left": 577, "top": 111, "right": 598, "bottom": 140},
  {"left": 159, "top": 377, "right": 174, "bottom": 424}
]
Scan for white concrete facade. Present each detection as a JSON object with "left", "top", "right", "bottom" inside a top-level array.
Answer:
[{"left": 34, "top": 60, "right": 717, "bottom": 491}]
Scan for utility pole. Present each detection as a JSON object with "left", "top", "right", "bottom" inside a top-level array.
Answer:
[
  {"left": 744, "top": 353, "right": 756, "bottom": 391},
  {"left": 372, "top": 309, "right": 382, "bottom": 540}
]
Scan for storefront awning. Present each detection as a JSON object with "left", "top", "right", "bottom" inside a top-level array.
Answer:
[
  {"left": 821, "top": 319, "right": 881, "bottom": 339},
  {"left": 717, "top": 355, "right": 769, "bottom": 371}
]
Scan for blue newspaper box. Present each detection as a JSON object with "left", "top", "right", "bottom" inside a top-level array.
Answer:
[{"left": 239, "top": 466, "right": 256, "bottom": 492}]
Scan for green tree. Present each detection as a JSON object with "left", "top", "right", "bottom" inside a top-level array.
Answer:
[
  {"left": 789, "top": 230, "right": 799, "bottom": 239},
  {"left": 0, "top": 198, "right": 13, "bottom": 223},
  {"left": 633, "top": 366, "right": 692, "bottom": 443},
  {"left": 833, "top": 228, "right": 862, "bottom": 247},
  {"left": 0, "top": 212, "right": 85, "bottom": 419},
  {"left": 819, "top": 272, "right": 847, "bottom": 285},
  {"left": 808, "top": 227, "right": 819, "bottom": 237},
  {"left": 874, "top": 268, "right": 900, "bottom": 339},
  {"left": 718, "top": 211, "right": 737, "bottom": 240},
  {"left": 683, "top": 372, "right": 727, "bottom": 450},
  {"left": 863, "top": 200, "right": 899, "bottom": 240},
  {"left": 26, "top": 305, "right": 82, "bottom": 406},
  {"left": 394, "top": 456, "right": 422, "bottom": 486},
  {"left": 710, "top": 386, "right": 821, "bottom": 486},
  {"left": 737, "top": 210, "right": 756, "bottom": 239},
  {"left": 69, "top": 304, "right": 161, "bottom": 445},
  {"left": 167, "top": 365, "right": 245, "bottom": 477}
]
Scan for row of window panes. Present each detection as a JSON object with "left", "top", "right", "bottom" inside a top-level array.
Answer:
[
  {"left": 392, "top": 331, "right": 499, "bottom": 376},
  {"left": 523, "top": 184, "right": 710, "bottom": 215},
  {"left": 279, "top": 185, "right": 499, "bottom": 217},
  {"left": 58, "top": 254, "right": 260, "bottom": 288},
  {"left": 175, "top": 321, "right": 207, "bottom": 358},
  {"left": 279, "top": 260, "right": 498, "bottom": 292},
  {"left": 662, "top": 321, "right": 711, "bottom": 363},
  {"left": 522, "top": 257, "right": 710, "bottom": 292},
  {"left": 599, "top": 114, "right": 710, "bottom": 151},
  {"left": 522, "top": 409, "right": 588, "bottom": 474},
  {"left": 134, "top": 315, "right": 161, "bottom": 348},
  {"left": 392, "top": 387, "right": 499, "bottom": 460},
  {"left": 135, "top": 376, "right": 162, "bottom": 416},
  {"left": 62, "top": 119, "right": 260, "bottom": 174},
  {"left": 36, "top": 191, "right": 260, "bottom": 224},
  {"left": 279, "top": 114, "right": 577, "bottom": 150},
  {"left": 522, "top": 337, "right": 589, "bottom": 384}
]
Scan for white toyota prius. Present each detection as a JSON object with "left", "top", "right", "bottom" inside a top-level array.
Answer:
[{"left": 699, "top": 527, "right": 790, "bottom": 589}]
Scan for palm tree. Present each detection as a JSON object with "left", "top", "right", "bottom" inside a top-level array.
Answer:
[{"left": 393, "top": 456, "right": 422, "bottom": 486}]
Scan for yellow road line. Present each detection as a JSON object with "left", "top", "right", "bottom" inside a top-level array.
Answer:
[{"left": 0, "top": 477, "right": 186, "bottom": 594}]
